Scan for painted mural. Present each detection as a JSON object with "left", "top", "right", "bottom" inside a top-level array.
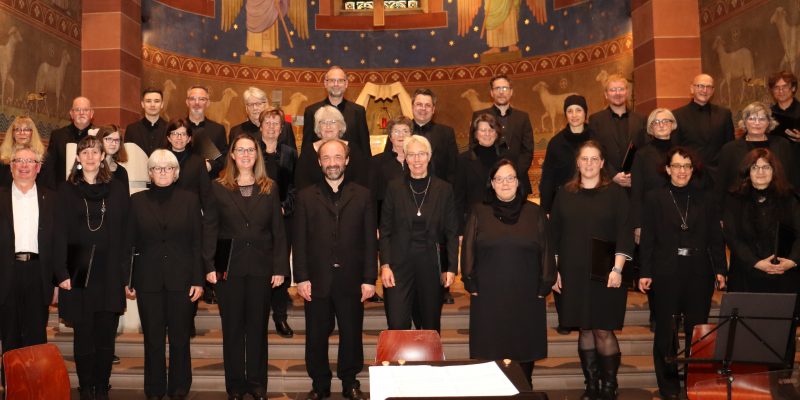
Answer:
[{"left": 0, "top": 0, "right": 80, "bottom": 138}]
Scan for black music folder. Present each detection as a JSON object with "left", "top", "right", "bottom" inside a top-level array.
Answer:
[
  {"left": 590, "top": 237, "right": 634, "bottom": 289},
  {"left": 215, "top": 239, "right": 234, "bottom": 279},
  {"left": 620, "top": 142, "right": 636, "bottom": 173},
  {"left": 67, "top": 244, "right": 96, "bottom": 289},
  {"left": 127, "top": 246, "right": 139, "bottom": 289},
  {"left": 194, "top": 135, "right": 222, "bottom": 161}
]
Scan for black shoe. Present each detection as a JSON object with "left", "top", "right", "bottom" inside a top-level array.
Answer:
[
  {"left": 342, "top": 387, "right": 366, "bottom": 400},
  {"left": 146, "top": 397, "right": 163, "bottom": 400},
  {"left": 368, "top": 293, "right": 384, "bottom": 303},
  {"left": 169, "top": 396, "right": 186, "bottom": 400},
  {"left": 203, "top": 289, "right": 217, "bottom": 304},
  {"left": 227, "top": 394, "right": 244, "bottom": 400},
  {"left": 95, "top": 386, "right": 110, "bottom": 400},
  {"left": 275, "top": 320, "right": 294, "bottom": 338},
  {"left": 598, "top": 353, "right": 621, "bottom": 400},
  {"left": 442, "top": 291, "right": 454, "bottom": 304},
  {"left": 556, "top": 326, "right": 571, "bottom": 335},
  {"left": 578, "top": 349, "right": 600, "bottom": 400},
  {"left": 660, "top": 393, "right": 679, "bottom": 400},
  {"left": 111, "top": 354, "right": 120, "bottom": 365},
  {"left": 304, "top": 389, "right": 330, "bottom": 400}
]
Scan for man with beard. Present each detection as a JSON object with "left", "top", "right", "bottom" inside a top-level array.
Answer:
[
  {"left": 124, "top": 88, "right": 168, "bottom": 156},
  {"left": 41, "top": 96, "right": 95, "bottom": 189},
  {"left": 301, "top": 67, "right": 370, "bottom": 154},
  {"left": 293, "top": 139, "right": 376, "bottom": 400},
  {"left": 185, "top": 85, "right": 229, "bottom": 178}
]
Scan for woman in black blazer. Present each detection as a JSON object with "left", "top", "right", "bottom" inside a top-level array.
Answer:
[
  {"left": 205, "top": 133, "right": 290, "bottom": 400},
  {"left": 371, "top": 116, "right": 412, "bottom": 224},
  {"left": 125, "top": 149, "right": 205, "bottom": 400},
  {"left": 638, "top": 147, "right": 727, "bottom": 400},
  {"left": 379, "top": 134, "right": 459, "bottom": 332},
  {"left": 55, "top": 135, "right": 130, "bottom": 400},
  {"left": 162, "top": 119, "right": 212, "bottom": 208}
]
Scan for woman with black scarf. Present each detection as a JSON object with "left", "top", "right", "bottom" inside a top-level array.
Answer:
[
  {"left": 55, "top": 135, "right": 130, "bottom": 400},
  {"left": 460, "top": 159, "right": 555, "bottom": 388}
]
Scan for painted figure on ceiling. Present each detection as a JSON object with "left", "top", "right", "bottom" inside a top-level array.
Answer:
[
  {"left": 458, "top": 0, "right": 547, "bottom": 55},
  {"left": 220, "top": 0, "right": 309, "bottom": 59}
]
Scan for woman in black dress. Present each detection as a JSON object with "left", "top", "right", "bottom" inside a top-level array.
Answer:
[
  {"left": 638, "top": 147, "right": 727, "bottom": 400},
  {"left": 0, "top": 116, "right": 46, "bottom": 186},
  {"left": 379, "top": 135, "right": 459, "bottom": 332},
  {"left": 371, "top": 116, "right": 412, "bottom": 222},
  {"left": 550, "top": 140, "right": 633, "bottom": 400},
  {"left": 206, "top": 133, "right": 290, "bottom": 400},
  {"left": 258, "top": 108, "right": 297, "bottom": 338},
  {"left": 55, "top": 135, "right": 130, "bottom": 400},
  {"left": 461, "top": 159, "right": 555, "bottom": 387},
  {"left": 455, "top": 113, "right": 512, "bottom": 233},
  {"left": 97, "top": 125, "right": 129, "bottom": 187},
  {"left": 125, "top": 149, "right": 205, "bottom": 400}
]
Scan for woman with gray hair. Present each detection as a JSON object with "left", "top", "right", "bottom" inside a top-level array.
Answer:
[
  {"left": 379, "top": 134, "right": 459, "bottom": 332},
  {"left": 294, "top": 105, "right": 368, "bottom": 190},
  {"left": 716, "top": 101, "right": 798, "bottom": 201},
  {"left": 230, "top": 87, "right": 296, "bottom": 149},
  {"left": 124, "top": 149, "right": 205, "bottom": 400}
]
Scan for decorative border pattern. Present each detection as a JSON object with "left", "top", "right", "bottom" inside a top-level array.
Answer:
[
  {"left": 142, "top": 34, "right": 633, "bottom": 86},
  {"left": 0, "top": 0, "right": 80, "bottom": 44},
  {"left": 699, "top": 0, "right": 764, "bottom": 29}
]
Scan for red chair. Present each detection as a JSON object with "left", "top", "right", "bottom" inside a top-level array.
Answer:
[
  {"left": 3, "top": 343, "right": 71, "bottom": 400},
  {"left": 375, "top": 330, "right": 445, "bottom": 363}
]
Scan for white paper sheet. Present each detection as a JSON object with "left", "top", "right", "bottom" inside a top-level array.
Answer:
[{"left": 369, "top": 361, "right": 520, "bottom": 400}]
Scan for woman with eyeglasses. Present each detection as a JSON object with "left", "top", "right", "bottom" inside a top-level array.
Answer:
[
  {"left": 124, "top": 149, "right": 204, "bottom": 400},
  {"left": 638, "top": 147, "right": 727, "bottom": 400},
  {"left": 550, "top": 140, "right": 633, "bottom": 400},
  {"left": 294, "top": 105, "right": 368, "bottom": 191},
  {"left": 96, "top": 125, "right": 129, "bottom": 187},
  {"left": 205, "top": 133, "right": 289, "bottom": 400},
  {"left": 257, "top": 107, "right": 298, "bottom": 338},
  {"left": 230, "top": 87, "right": 297, "bottom": 150},
  {"left": 461, "top": 158, "right": 555, "bottom": 388},
  {"left": 0, "top": 116, "right": 46, "bottom": 186},
  {"left": 55, "top": 135, "right": 130, "bottom": 400},
  {"left": 716, "top": 102, "right": 797, "bottom": 202},
  {"left": 379, "top": 135, "right": 459, "bottom": 332},
  {"left": 371, "top": 116, "right": 413, "bottom": 223}
]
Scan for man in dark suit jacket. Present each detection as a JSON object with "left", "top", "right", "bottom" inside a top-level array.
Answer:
[
  {"left": 186, "top": 85, "right": 229, "bottom": 178},
  {"left": 0, "top": 146, "right": 61, "bottom": 355},
  {"left": 41, "top": 96, "right": 95, "bottom": 189},
  {"left": 124, "top": 87, "right": 168, "bottom": 156},
  {"left": 469, "top": 74, "right": 534, "bottom": 195},
  {"left": 293, "top": 139, "right": 376, "bottom": 400},
  {"left": 302, "top": 66, "right": 371, "bottom": 155}
]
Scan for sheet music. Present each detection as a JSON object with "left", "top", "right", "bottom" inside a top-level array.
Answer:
[{"left": 369, "top": 362, "right": 520, "bottom": 400}]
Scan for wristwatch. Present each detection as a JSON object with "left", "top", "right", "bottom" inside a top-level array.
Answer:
[{"left": 611, "top": 267, "right": 623, "bottom": 274}]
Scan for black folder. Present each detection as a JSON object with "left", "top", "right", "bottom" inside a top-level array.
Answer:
[
  {"left": 67, "top": 244, "right": 96, "bottom": 289},
  {"left": 127, "top": 246, "right": 139, "bottom": 289},
  {"left": 194, "top": 135, "right": 222, "bottom": 161},
  {"left": 774, "top": 223, "right": 797, "bottom": 261},
  {"left": 590, "top": 237, "right": 635, "bottom": 289},
  {"left": 620, "top": 142, "right": 636, "bottom": 173},
  {"left": 215, "top": 239, "right": 234, "bottom": 279}
]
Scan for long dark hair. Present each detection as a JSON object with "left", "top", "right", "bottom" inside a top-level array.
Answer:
[
  {"left": 67, "top": 136, "right": 112, "bottom": 185},
  {"left": 216, "top": 133, "right": 274, "bottom": 195},
  {"left": 732, "top": 148, "right": 792, "bottom": 195},
  {"left": 563, "top": 140, "right": 611, "bottom": 193},
  {"left": 484, "top": 158, "right": 523, "bottom": 203}
]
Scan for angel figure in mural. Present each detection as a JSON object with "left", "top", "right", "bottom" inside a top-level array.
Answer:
[
  {"left": 220, "top": 0, "right": 309, "bottom": 59},
  {"left": 458, "top": 0, "right": 547, "bottom": 55}
]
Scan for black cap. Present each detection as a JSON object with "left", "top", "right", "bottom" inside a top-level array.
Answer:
[{"left": 563, "top": 94, "right": 588, "bottom": 114}]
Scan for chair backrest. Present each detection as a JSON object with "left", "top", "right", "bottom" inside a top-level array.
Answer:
[
  {"left": 375, "top": 330, "right": 445, "bottom": 363},
  {"left": 3, "top": 343, "right": 71, "bottom": 400}
]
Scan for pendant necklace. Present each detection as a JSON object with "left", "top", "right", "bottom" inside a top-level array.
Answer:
[
  {"left": 409, "top": 176, "right": 432, "bottom": 217},
  {"left": 85, "top": 198, "right": 106, "bottom": 232},
  {"left": 668, "top": 190, "right": 690, "bottom": 231}
]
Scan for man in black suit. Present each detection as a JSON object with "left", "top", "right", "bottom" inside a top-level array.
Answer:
[
  {"left": 41, "top": 96, "right": 95, "bottom": 189},
  {"left": 302, "top": 66, "right": 371, "bottom": 154},
  {"left": 469, "top": 74, "right": 534, "bottom": 195},
  {"left": 293, "top": 139, "right": 377, "bottom": 400},
  {"left": 124, "top": 87, "right": 168, "bottom": 156},
  {"left": 185, "top": 85, "right": 229, "bottom": 178},
  {"left": 0, "top": 146, "right": 60, "bottom": 356}
]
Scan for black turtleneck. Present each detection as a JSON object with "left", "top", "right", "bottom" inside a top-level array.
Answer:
[
  {"left": 170, "top": 149, "right": 191, "bottom": 167},
  {"left": 651, "top": 136, "right": 672, "bottom": 152},
  {"left": 149, "top": 183, "right": 174, "bottom": 204},
  {"left": 491, "top": 194, "right": 523, "bottom": 225},
  {"left": 473, "top": 144, "right": 498, "bottom": 170}
]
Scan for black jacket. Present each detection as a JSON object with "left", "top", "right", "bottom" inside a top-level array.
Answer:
[
  {"left": 230, "top": 119, "right": 297, "bottom": 150},
  {"left": 41, "top": 124, "right": 93, "bottom": 189},
  {"left": 672, "top": 100, "right": 734, "bottom": 172},
  {"left": 125, "top": 117, "right": 168, "bottom": 156},
  {"left": 588, "top": 107, "right": 648, "bottom": 176},
  {"left": 188, "top": 118, "right": 228, "bottom": 178},
  {"left": 302, "top": 99, "right": 371, "bottom": 155},
  {"left": 260, "top": 140, "right": 298, "bottom": 216},
  {"left": 455, "top": 142, "right": 513, "bottom": 234},
  {"left": 539, "top": 125, "right": 593, "bottom": 213}
]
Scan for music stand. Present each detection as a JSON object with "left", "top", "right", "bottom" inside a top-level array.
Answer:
[{"left": 674, "top": 292, "right": 797, "bottom": 400}]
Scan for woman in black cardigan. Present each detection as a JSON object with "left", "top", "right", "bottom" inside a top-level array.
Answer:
[
  {"left": 205, "top": 133, "right": 290, "bottom": 399},
  {"left": 638, "top": 147, "right": 727, "bottom": 400},
  {"left": 379, "top": 134, "right": 459, "bottom": 332},
  {"left": 55, "top": 135, "right": 130, "bottom": 400},
  {"left": 125, "top": 149, "right": 205, "bottom": 400}
]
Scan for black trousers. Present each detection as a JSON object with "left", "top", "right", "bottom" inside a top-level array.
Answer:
[
  {"left": 137, "top": 289, "right": 194, "bottom": 397},
  {"left": 651, "top": 259, "right": 714, "bottom": 396},
  {"left": 385, "top": 247, "right": 442, "bottom": 332},
  {"left": 217, "top": 276, "right": 272, "bottom": 396},
  {"left": 73, "top": 311, "right": 119, "bottom": 389},
  {"left": 270, "top": 279, "right": 290, "bottom": 322},
  {"left": 0, "top": 259, "right": 48, "bottom": 354},
  {"left": 304, "top": 270, "right": 364, "bottom": 393}
]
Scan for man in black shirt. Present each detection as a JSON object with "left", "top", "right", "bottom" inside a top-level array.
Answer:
[
  {"left": 302, "top": 67, "right": 370, "bottom": 154},
  {"left": 588, "top": 74, "right": 647, "bottom": 188},
  {"left": 672, "top": 74, "right": 734, "bottom": 180},
  {"left": 185, "top": 85, "right": 229, "bottom": 178},
  {"left": 769, "top": 71, "right": 800, "bottom": 173},
  {"left": 229, "top": 86, "right": 297, "bottom": 150},
  {"left": 469, "top": 74, "right": 534, "bottom": 195},
  {"left": 41, "top": 96, "right": 95, "bottom": 189},
  {"left": 407, "top": 88, "right": 458, "bottom": 185},
  {"left": 124, "top": 87, "right": 167, "bottom": 156}
]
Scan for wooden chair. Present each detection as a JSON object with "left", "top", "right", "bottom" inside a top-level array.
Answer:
[
  {"left": 2, "top": 343, "right": 71, "bottom": 400},
  {"left": 375, "top": 330, "right": 445, "bottom": 363}
]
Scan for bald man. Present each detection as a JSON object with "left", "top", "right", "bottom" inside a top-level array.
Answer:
[{"left": 41, "top": 96, "right": 95, "bottom": 189}]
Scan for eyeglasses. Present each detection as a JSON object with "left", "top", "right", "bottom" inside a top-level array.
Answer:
[
  {"left": 492, "top": 86, "right": 511, "bottom": 92},
  {"left": 579, "top": 156, "right": 602, "bottom": 164},
  {"left": 406, "top": 152, "right": 430, "bottom": 160},
  {"left": 169, "top": 131, "right": 188, "bottom": 138},
  {"left": 150, "top": 166, "right": 176, "bottom": 174},
  {"left": 746, "top": 116, "right": 769, "bottom": 124},
  {"left": 772, "top": 84, "right": 793, "bottom": 92},
  {"left": 11, "top": 158, "right": 39, "bottom": 165},
  {"left": 103, "top": 137, "right": 121, "bottom": 144},
  {"left": 234, "top": 147, "right": 256, "bottom": 155},
  {"left": 325, "top": 78, "right": 347, "bottom": 85},
  {"left": 187, "top": 97, "right": 209, "bottom": 103},
  {"left": 12, "top": 127, "right": 32, "bottom": 133},
  {"left": 669, "top": 163, "right": 693, "bottom": 171},
  {"left": 319, "top": 120, "right": 339, "bottom": 127},
  {"left": 391, "top": 129, "right": 411, "bottom": 137},
  {"left": 246, "top": 101, "right": 266, "bottom": 109},
  {"left": 750, "top": 164, "right": 773, "bottom": 172},
  {"left": 493, "top": 175, "right": 517, "bottom": 184},
  {"left": 607, "top": 87, "right": 626, "bottom": 93},
  {"left": 71, "top": 108, "right": 92, "bottom": 114},
  {"left": 651, "top": 119, "right": 675, "bottom": 126},
  {"left": 693, "top": 83, "right": 714, "bottom": 91}
]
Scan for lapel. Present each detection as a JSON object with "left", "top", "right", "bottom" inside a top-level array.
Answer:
[
  {"left": 2, "top": 187, "right": 14, "bottom": 247},
  {"left": 142, "top": 190, "right": 175, "bottom": 231},
  {"left": 338, "top": 183, "right": 355, "bottom": 211},
  {"left": 313, "top": 185, "right": 338, "bottom": 216},
  {"left": 225, "top": 186, "right": 261, "bottom": 224},
  {"left": 37, "top": 187, "right": 48, "bottom": 242},
  {"left": 423, "top": 178, "right": 441, "bottom": 232}
]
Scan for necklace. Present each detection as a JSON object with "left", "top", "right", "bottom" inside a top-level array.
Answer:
[
  {"left": 409, "top": 176, "right": 431, "bottom": 217},
  {"left": 84, "top": 198, "right": 106, "bottom": 232},
  {"left": 668, "top": 189, "right": 690, "bottom": 231}
]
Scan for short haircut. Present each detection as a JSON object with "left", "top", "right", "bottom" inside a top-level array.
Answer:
[
  {"left": 738, "top": 101, "right": 778, "bottom": 133},
  {"left": 259, "top": 107, "right": 285, "bottom": 127},
  {"left": 162, "top": 118, "right": 193, "bottom": 149},
  {"left": 243, "top": 87, "right": 267, "bottom": 104},
  {"left": 768, "top": 70, "right": 798, "bottom": 90},
  {"left": 141, "top": 87, "right": 163, "bottom": 100},
  {"left": 604, "top": 73, "right": 629, "bottom": 90},
  {"left": 646, "top": 108, "right": 678, "bottom": 135},
  {"left": 325, "top": 65, "right": 347, "bottom": 79},
  {"left": 186, "top": 85, "right": 209, "bottom": 96},
  {"left": 472, "top": 113, "right": 504, "bottom": 140},
  {"left": 313, "top": 105, "right": 346, "bottom": 138},
  {"left": 12, "top": 144, "right": 43, "bottom": 163},
  {"left": 403, "top": 134, "right": 433, "bottom": 155},
  {"left": 148, "top": 149, "right": 181, "bottom": 181},
  {"left": 317, "top": 138, "right": 350, "bottom": 159},
  {"left": 412, "top": 88, "right": 437, "bottom": 106},
  {"left": 386, "top": 116, "right": 413, "bottom": 137},
  {"left": 489, "top": 74, "right": 512, "bottom": 89},
  {"left": 484, "top": 158, "right": 522, "bottom": 202},
  {"left": 665, "top": 146, "right": 702, "bottom": 181},
  {"left": 97, "top": 124, "right": 128, "bottom": 163}
]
